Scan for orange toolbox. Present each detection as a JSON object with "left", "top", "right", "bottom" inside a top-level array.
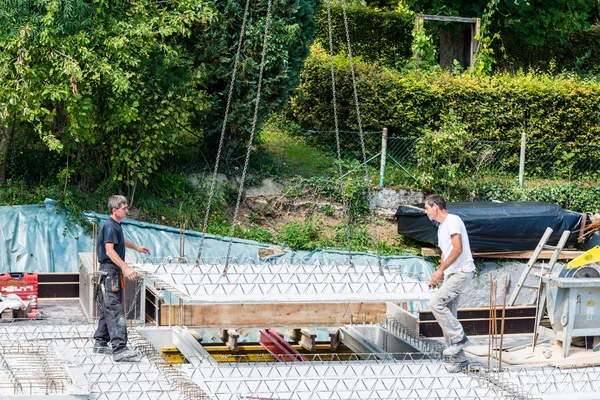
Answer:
[{"left": 0, "top": 272, "right": 39, "bottom": 309}]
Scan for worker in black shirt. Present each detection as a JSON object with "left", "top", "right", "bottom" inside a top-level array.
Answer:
[{"left": 93, "top": 195, "right": 150, "bottom": 362}]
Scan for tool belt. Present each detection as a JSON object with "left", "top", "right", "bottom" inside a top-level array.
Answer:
[{"left": 94, "top": 263, "right": 125, "bottom": 301}]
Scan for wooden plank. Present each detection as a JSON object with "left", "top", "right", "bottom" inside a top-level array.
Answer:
[
  {"left": 419, "top": 316, "right": 536, "bottom": 337},
  {"left": 419, "top": 306, "right": 537, "bottom": 321},
  {"left": 421, "top": 247, "right": 584, "bottom": 260},
  {"left": 38, "top": 282, "right": 79, "bottom": 298},
  {"left": 159, "top": 302, "right": 387, "bottom": 328},
  {"left": 38, "top": 273, "right": 79, "bottom": 283},
  {"left": 578, "top": 213, "right": 587, "bottom": 243},
  {"left": 419, "top": 306, "right": 537, "bottom": 337},
  {"left": 421, "top": 14, "right": 478, "bottom": 23},
  {"left": 421, "top": 248, "right": 441, "bottom": 257}
]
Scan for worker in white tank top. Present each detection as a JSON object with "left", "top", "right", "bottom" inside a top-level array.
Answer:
[{"left": 424, "top": 194, "right": 475, "bottom": 373}]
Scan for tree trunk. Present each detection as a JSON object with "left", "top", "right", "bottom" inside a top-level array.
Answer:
[{"left": 439, "top": 27, "right": 472, "bottom": 71}]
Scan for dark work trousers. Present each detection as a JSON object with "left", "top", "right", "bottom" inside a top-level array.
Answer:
[{"left": 93, "top": 264, "right": 128, "bottom": 354}]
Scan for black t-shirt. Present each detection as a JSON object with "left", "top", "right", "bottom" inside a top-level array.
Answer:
[{"left": 97, "top": 217, "right": 125, "bottom": 264}]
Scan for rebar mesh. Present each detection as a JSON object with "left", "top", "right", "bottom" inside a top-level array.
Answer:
[{"left": 134, "top": 262, "right": 431, "bottom": 302}]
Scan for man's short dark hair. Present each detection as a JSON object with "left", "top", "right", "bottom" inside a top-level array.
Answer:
[{"left": 425, "top": 194, "right": 446, "bottom": 210}]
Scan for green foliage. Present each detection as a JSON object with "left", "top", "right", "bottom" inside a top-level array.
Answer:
[
  {"left": 288, "top": 49, "right": 600, "bottom": 169},
  {"left": 410, "top": 18, "right": 437, "bottom": 69},
  {"left": 476, "top": 182, "right": 600, "bottom": 213},
  {"left": 0, "top": 0, "right": 320, "bottom": 195},
  {"left": 275, "top": 217, "right": 322, "bottom": 250},
  {"left": 415, "top": 110, "right": 473, "bottom": 191},
  {"left": 314, "top": 3, "right": 413, "bottom": 68},
  {"left": 284, "top": 175, "right": 371, "bottom": 218},
  {"left": 402, "top": 0, "right": 597, "bottom": 46},
  {"left": 194, "top": 0, "right": 320, "bottom": 159},
  {"left": 472, "top": 0, "right": 500, "bottom": 76},
  {"left": 495, "top": 24, "right": 600, "bottom": 76},
  {"left": 244, "top": 225, "right": 274, "bottom": 243}
]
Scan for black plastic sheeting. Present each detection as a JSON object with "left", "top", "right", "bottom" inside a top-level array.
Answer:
[{"left": 395, "top": 201, "right": 583, "bottom": 253}]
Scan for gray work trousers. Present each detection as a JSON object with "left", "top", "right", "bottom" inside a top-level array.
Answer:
[
  {"left": 93, "top": 265, "right": 128, "bottom": 354},
  {"left": 430, "top": 271, "right": 474, "bottom": 362}
]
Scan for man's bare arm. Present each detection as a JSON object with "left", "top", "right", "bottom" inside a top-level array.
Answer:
[
  {"left": 124, "top": 239, "right": 150, "bottom": 254},
  {"left": 429, "top": 233, "right": 463, "bottom": 287}
]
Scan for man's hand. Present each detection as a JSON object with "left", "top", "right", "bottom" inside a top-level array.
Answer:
[
  {"left": 137, "top": 245, "right": 150, "bottom": 254},
  {"left": 124, "top": 265, "right": 138, "bottom": 281},
  {"left": 428, "top": 269, "right": 444, "bottom": 289}
]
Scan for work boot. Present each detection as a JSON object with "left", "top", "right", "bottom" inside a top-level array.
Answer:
[
  {"left": 447, "top": 360, "right": 469, "bottom": 373},
  {"left": 113, "top": 348, "right": 142, "bottom": 362},
  {"left": 443, "top": 335, "right": 471, "bottom": 356},
  {"left": 93, "top": 341, "right": 112, "bottom": 355}
]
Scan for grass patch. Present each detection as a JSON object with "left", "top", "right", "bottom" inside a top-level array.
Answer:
[{"left": 258, "top": 121, "right": 337, "bottom": 177}]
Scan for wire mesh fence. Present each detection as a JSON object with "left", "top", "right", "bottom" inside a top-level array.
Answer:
[{"left": 264, "top": 126, "right": 600, "bottom": 186}]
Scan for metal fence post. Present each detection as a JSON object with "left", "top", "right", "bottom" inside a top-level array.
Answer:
[
  {"left": 519, "top": 131, "right": 526, "bottom": 188},
  {"left": 379, "top": 128, "right": 388, "bottom": 187}
]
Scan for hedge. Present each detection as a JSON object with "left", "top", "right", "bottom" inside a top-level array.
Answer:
[
  {"left": 312, "top": 4, "right": 600, "bottom": 75},
  {"left": 314, "top": 4, "right": 413, "bottom": 68},
  {"left": 285, "top": 45, "right": 600, "bottom": 179},
  {"left": 288, "top": 45, "right": 600, "bottom": 143}
]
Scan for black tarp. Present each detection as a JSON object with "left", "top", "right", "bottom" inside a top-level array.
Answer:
[{"left": 395, "top": 201, "right": 582, "bottom": 253}]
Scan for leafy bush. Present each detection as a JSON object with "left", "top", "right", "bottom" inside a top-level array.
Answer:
[
  {"left": 476, "top": 182, "right": 600, "bottom": 213},
  {"left": 275, "top": 217, "right": 322, "bottom": 250},
  {"left": 415, "top": 110, "right": 473, "bottom": 191}
]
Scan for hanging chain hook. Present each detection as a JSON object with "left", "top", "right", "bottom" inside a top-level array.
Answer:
[
  {"left": 339, "top": 0, "right": 383, "bottom": 274},
  {"left": 326, "top": 0, "right": 353, "bottom": 268},
  {"left": 195, "top": 0, "right": 253, "bottom": 268},
  {"left": 224, "top": 0, "right": 275, "bottom": 275}
]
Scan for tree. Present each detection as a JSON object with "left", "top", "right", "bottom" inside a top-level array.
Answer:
[
  {"left": 188, "top": 0, "right": 319, "bottom": 164},
  {"left": 0, "top": 0, "right": 319, "bottom": 195}
]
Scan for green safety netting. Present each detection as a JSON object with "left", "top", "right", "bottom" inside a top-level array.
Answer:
[{"left": 0, "top": 199, "right": 434, "bottom": 282}]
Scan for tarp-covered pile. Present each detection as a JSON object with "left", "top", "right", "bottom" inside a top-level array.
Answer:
[{"left": 396, "top": 201, "right": 583, "bottom": 253}]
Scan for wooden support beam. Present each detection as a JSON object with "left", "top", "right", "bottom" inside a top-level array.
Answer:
[
  {"left": 219, "top": 329, "right": 240, "bottom": 352},
  {"left": 299, "top": 329, "right": 317, "bottom": 353},
  {"left": 329, "top": 329, "right": 341, "bottom": 351},
  {"left": 419, "top": 306, "right": 537, "bottom": 337},
  {"left": 286, "top": 328, "right": 301, "bottom": 342},
  {"left": 159, "top": 302, "right": 387, "bottom": 328},
  {"left": 421, "top": 247, "right": 584, "bottom": 260}
]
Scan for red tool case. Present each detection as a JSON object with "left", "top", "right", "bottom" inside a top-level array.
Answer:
[{"left": 0, "top": 272, "right": 39, "bottom": 309}]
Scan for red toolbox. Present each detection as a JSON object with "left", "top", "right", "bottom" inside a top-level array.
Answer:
[{"left": 0, "top": 272, "right": 39, "bottom": 309}]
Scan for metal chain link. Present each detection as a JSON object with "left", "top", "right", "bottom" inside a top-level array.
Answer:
[
  {"left": 125, "top": 274, "right": 145, "bottom": 321},
  {"left": 195, "top": 0, "right": 253, "bottom": 267},
  {"left": 326, "top": 0, "right": 353, "bottom": 267},
  {"left": 339, "top": 0, "right": 382, "bottom": 274},
  {"left": 95, "top": 272, "right": 143, "bottom": 323},
  {"left": 223, "top": 0, "right": 275, "bottom": 274}
]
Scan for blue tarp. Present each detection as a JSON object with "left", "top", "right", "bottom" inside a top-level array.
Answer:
[{"left": 0, "top": 199, "right": 434, "bottom": 281}]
